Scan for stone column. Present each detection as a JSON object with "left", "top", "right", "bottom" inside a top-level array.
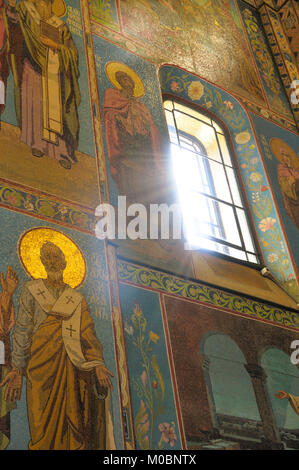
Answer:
[
  {"left": 201, "top": 355, "right": 220, "bottom": 439},
  {"left": 245, "top": 363, "right": 283, "bottom": 449}
]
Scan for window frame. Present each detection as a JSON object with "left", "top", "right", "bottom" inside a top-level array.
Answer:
[{"left": 163, "top": 94, "right": 263, "bottom": 269}]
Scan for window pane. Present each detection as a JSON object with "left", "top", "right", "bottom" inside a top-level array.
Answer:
[
  {"left": 217, "top": 133, "right": 232, "bottom": 166},
  {"left": 174, "top": 111, "right": 222, "bottom": 163},
  {"left": 171, "top": 144, "right": 200, "bottom": 192},
  {"left": 173, "top": 101, "right": 212, "bottom": 125},
  {"left": 164, "top": 100, "right": 174, "bottom": 111},
  {"left": 202, "top": 158, "right": 232, "bottom": 203},
  {"left": 248, "top": 253, "right": 259, "bottom": 264},
  {"left": 237, "top": 208, "right": 255, "bottom": 253},
  {"left": 165, "top": 110, "right": 179, "bottom": 144},
  {"left": 183, "top": 193, "right": 242, "bottom": 248},
  {"left": 226, "top": 167, "right": 243, "bottom": 207},
  {"left": 215, "top": 200, "right": 242, "bottom": 247},
  {"left": 164, "top": 99, "right": 259, "bottom": 265},
  {"left": 212, "top": 120, "right": 224, "bottom": 134}
]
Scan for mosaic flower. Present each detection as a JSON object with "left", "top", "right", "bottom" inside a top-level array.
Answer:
[
  {"left": 260, "top": 185, "right": 269, "bottom": 192},
  {"left": 170, "top": 81, "right": 180, "bottom": 92},
  {"left": 224, "top": 100, "right": 234, "bottom": 110},
  {"left": 250, "top": 157, "right": 259, "bottom": 165},
  {"left": 259, "top": 217, "right": 276, "bottom": 232},
  {"left": 268, "top": 253, "right": 278, "bottom": 264},
  {"left": 149, "top": 331, "right": 159, "bottom": 344},
  {"left": 158, "top": 422, "right": 177, "bottom": 447},
  {"left": 5, "top": 193, "right": 20, "bottom": 206},
  {"left": 261, "top": 109, "right": 270, "bottom": 118},
  {"left": 124, "top": 322, "right": 134, "bottom": 336},
  {"left": 187, "top": 81, "right": 204, "bottom": 101},
  {"left": 250, "top": 172, "right": 263, "bottom": 183},
  {"left": 235, "top": 131, "right": 251, "bottom": 145},
  {"left": 24, "top": 200, "right": 34, "bottom": 211},
  {"left": 133, "top": 302, "right": 142, "bottom": 317},
  {"left": 58, "top": 205, "right": 68, "bottom": 215},
  {"left": 252, "top": 192, "right": 260, "bottom": 203}
]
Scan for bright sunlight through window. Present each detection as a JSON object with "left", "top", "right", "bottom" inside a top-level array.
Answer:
[{"left": 164, "top": 98, "right": 259, "bottom": 264}]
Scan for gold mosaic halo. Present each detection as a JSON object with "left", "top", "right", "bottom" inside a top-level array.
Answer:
[
  {"left": 270, "top": 138, "right": 299, "bottom": 169},
  {"left": 105, "top": 61, "right": 145, "bottom": 98},
  {"left": 18, "top": 228, "right": 86, "bottom": 289},
  {"left": 52, "top": 0, "right": 66, "bottom": 17}
]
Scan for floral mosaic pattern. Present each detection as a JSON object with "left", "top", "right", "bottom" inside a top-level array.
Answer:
[
  {"left": 159, "top": 65, "right": 299, "bottom": 302},
  {"left": 88, "top": 0, "right": 119, "bottom": 29},
  {"left": 118, "top": 260, "right": 299, "bottom": 329},
  {"left": 0, "top": 181, "right": 96, "bottom": 233},
  {"left": 259, "top": 4, "right": 299, "bottom": 125},
  {"left": 239, "top": 1, "right": 292, "bottom": 118},
  {"left": 122, "top": 297, "right": 180, "bottom": 450}
]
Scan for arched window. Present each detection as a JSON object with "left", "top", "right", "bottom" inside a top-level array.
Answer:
[{"left": 164, "top": 98, "right": 259, "bottom": 264}]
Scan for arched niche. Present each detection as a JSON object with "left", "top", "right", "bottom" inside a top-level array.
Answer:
[
  {"left": 261, "top": 348, "right": 299, "bottom": 433},
  {"left": 202, "top": 333, "right": 261, "bottom": 420}
]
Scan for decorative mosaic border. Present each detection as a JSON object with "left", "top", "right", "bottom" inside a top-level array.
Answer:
[
  {"left": 239, "top": 1, "right": 293, "bottom": 120},
  {"left": 118, "top": 260, "right": 299, "bottom": 330},
  {"left": 82, "top": 0, "right": 135, "bottom": 449},
  {"left": 0, "top": 179, "right": 97, "bottom": 233},
  {"left": 237, "top": 96, "right": 296, "bottom": 132},
  {"left": 259, "top": 4, "right": 299, "bottom": 126}
]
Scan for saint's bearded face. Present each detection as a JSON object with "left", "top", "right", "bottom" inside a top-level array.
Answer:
[
  {"left": 40, "top": 242, "right": 67, "bottom": 277},
  {"left": 115, "top": 72, "right": 135, "bottom": 98}
]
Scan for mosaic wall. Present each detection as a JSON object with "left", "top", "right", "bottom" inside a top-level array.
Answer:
[
  {"left": 251, "top": 113, "right": 299, "bottom": 271},
  {"left": 90, "top": 0, "right": 297, "bottom": 128},
  {"left": 0, "top": 0, "right": 298, "bottom": 452},
  {"left": 118, "top": 259, "right": 299, "bottom": 450}
]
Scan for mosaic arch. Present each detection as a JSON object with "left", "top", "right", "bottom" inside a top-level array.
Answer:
[{"left": 159, "top": 65, "right": 299, "bottom": 303}]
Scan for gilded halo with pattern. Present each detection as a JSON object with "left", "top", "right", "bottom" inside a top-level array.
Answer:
[
  {"left": 105, "top": 62, "right": 145, "bottom": 98},
  {"left": 270, "top": 138, "right": 299, "bottom": 169},
  {"left": 18, "top": 228, "right": 86, "bottom": 289}
]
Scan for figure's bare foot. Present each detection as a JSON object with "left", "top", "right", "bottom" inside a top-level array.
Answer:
[
  {"left": 32, "top": 148, "right": 45, "bottom": 158},
  {"left": 59, "top": 158, "right": 71, "bottom": 170},
  {"left": 70, "top": 151, "right": 78, "bottom": 163}
]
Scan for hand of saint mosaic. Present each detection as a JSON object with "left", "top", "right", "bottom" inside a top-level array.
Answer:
[
  {"left": 0, "top": 266, "right": 18, "bottom": 311},
  {"left": 275, "top": 390, "right": 288, "bottom": 400},
  {"left": 0, "top": 368, "right": 22, "bottom": 402},
  {"left": 96, "top": 365, "right": 114, "bottom": 390}
]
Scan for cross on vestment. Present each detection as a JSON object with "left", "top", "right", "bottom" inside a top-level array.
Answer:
[
  {"left": 66, "top": 325, "right": 76, "bottom": 337},
  {"left": 37, "top": 289, "right": 46, "bottom": 300},
  {"left": 65, "top": 295, "right": 75, "bottom": 305}
]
